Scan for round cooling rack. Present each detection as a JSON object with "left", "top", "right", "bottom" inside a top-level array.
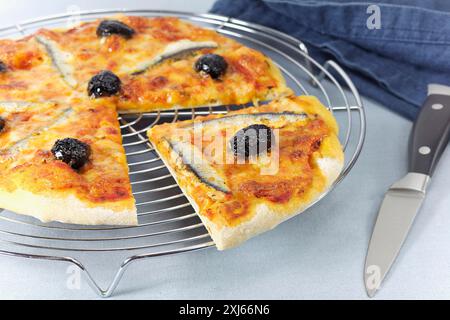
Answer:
[{"left": 0, "top": 10, "right": 366, "bottom": 297}]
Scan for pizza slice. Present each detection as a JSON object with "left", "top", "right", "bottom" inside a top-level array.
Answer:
[
  {"left": 147, "top": 95, "right": 344, "bottom": 250},
  {"left": 34, "top": 16, "right": 291, "bottom": 112},
  {"left": 0, "top": 97, "right": 137, "bottom": 225}
]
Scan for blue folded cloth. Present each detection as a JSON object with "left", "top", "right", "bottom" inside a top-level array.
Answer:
[{"left": 210, "top": 0, "right": 450, "bottom": 120}]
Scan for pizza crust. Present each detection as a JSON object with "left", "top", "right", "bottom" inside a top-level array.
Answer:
[
  {"left": 0, "top": 188, "right": 137, "bottom": 225},
  {"left": 0, "top": 97, "right": 137, "bottom": 226}
]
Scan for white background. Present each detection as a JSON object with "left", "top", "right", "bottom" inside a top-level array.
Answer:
[{"left": 0, "top": 0, "right": 449, "bottom": 300}]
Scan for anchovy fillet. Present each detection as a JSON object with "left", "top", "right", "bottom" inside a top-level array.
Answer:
[
  {"left": 185, "top": 112, "right": 309, "bottom": 129},
  {"left": 35, "top": 36, "right": 78, "bottom": 87},
  {"left": 2, "top": 107, "right": 73, "bottom": 155},
  {"left": 167, "top": 139, "right": 229, "bottom": 194},
  {"left": 126, "top": 40, "right": 218, "bottom": 75}
]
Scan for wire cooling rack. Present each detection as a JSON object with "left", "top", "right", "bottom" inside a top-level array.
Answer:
[{"left": 0, "top": 9, "right": 366, "bottom": 297}]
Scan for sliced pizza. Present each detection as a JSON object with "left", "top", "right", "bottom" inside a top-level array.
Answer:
[
  {"left": 33, "top": 16, "right": 291, "bottom": 112},
  {"left": 148, "top": 96, "right": 344, "bottom": 250},
  {"left": 0, "top": 97, "right": 137, "bottom": 225}
]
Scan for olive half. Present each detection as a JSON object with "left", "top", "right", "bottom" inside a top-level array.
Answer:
[
  {"left": 195, "top": 54, "right": 228, "bottom": 79},
  {"left": 51, "top": 138, "right": 91, "bottom": 170},
  {"left": 87, "top": 70, "right": 121, "bottom": 98},
  {"left": 96, "top": 20, "right": 136, "bottom": 39},
  {"left": 230, "top": 124, "right": 274, "bottom": 159}
]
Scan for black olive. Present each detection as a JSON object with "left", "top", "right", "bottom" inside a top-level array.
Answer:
[
  {"left": 231, "top": 124, "right": 274, "bottom": 159},
  {"left": 194, "top": 54, "right": 228, "bottom": 79},
  {"left": 96, "top": 20, "right": 136, "bottom": 39},
  {"left": 0, "top": 117, "right": 5, "bottom": 133},
  {"left": 0, "top": 61, "right": 7, "bottom": 73},
  {"left": 51, "top": 138, "right": 91, "bottom": 170},
  {"left": 87, "top": 70, "right": 121, "bottom": 98}
]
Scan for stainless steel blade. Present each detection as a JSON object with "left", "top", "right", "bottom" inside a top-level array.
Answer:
[{"left": 364, "top": 173, "right": 429, "bottom": 297}]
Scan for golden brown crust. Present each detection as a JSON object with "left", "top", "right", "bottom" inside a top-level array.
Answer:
[{"left": 148, "top": 95, "right": 344, "bottom": 249}]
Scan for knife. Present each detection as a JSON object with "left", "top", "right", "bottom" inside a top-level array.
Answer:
[{"left": 364, "top": 83, "right": 450, "bottom": 297}]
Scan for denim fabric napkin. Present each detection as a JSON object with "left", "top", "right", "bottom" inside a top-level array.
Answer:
[{"left": 210, "top": 0, "right": 450, "bottom": 120}]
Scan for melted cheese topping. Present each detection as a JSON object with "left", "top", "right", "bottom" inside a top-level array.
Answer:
[
  {"left": 33, "top": 16, "right": 291, "bottom": 111},
  {"left": 0, "top": 37, "right": 73, "bottom": 102},
  {"left": 0, "top": 101, "right": 71, "bottom": 150}
]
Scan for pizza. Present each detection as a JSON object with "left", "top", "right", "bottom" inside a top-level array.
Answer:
[
  {"left": 33, "top": 15, "right": 291, "bottom": 112},
  {"left": 0, "top": 97, "right": 136, "bottom": 225},
  {"left": 147, "top": 96, "right": 344, "bottom": 249},
  {"left": 0, "top": 15, "right": 343, "bottom": 243}
]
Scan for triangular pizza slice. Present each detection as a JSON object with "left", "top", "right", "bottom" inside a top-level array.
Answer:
[
  {"left": 0, "top": 97, "right": 136, "bottom": 225},
  {"left": 148, "top": 96, "right": 344, "bottom": 249},
  {"left": 34, "top": 16, "right": 291, "bottom": 112}
]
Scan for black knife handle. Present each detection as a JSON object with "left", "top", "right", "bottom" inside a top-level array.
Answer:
[{"left": 409, "top": 94, "right": 450, "bottom": 176}]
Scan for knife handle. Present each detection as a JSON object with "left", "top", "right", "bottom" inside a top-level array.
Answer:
[{"left": 409, "top": 94, "right": 450, "bottom": 176}]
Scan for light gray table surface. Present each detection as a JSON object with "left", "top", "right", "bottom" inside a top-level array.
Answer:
[{"left": 0, "top": 0, "right": 448, "bottom": 300}]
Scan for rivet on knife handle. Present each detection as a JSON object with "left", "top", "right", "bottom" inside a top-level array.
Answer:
[{"left": 409, "top": 86, "right": 450, "bottom": 176}]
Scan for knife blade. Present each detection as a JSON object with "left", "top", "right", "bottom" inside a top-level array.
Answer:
[{"left": 364, "top": 84, "right": 450, "bottom": 297}]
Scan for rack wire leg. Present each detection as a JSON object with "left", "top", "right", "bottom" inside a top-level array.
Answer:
[{"left": 79, "top": 260, "right": 132, "bottom": 298}]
